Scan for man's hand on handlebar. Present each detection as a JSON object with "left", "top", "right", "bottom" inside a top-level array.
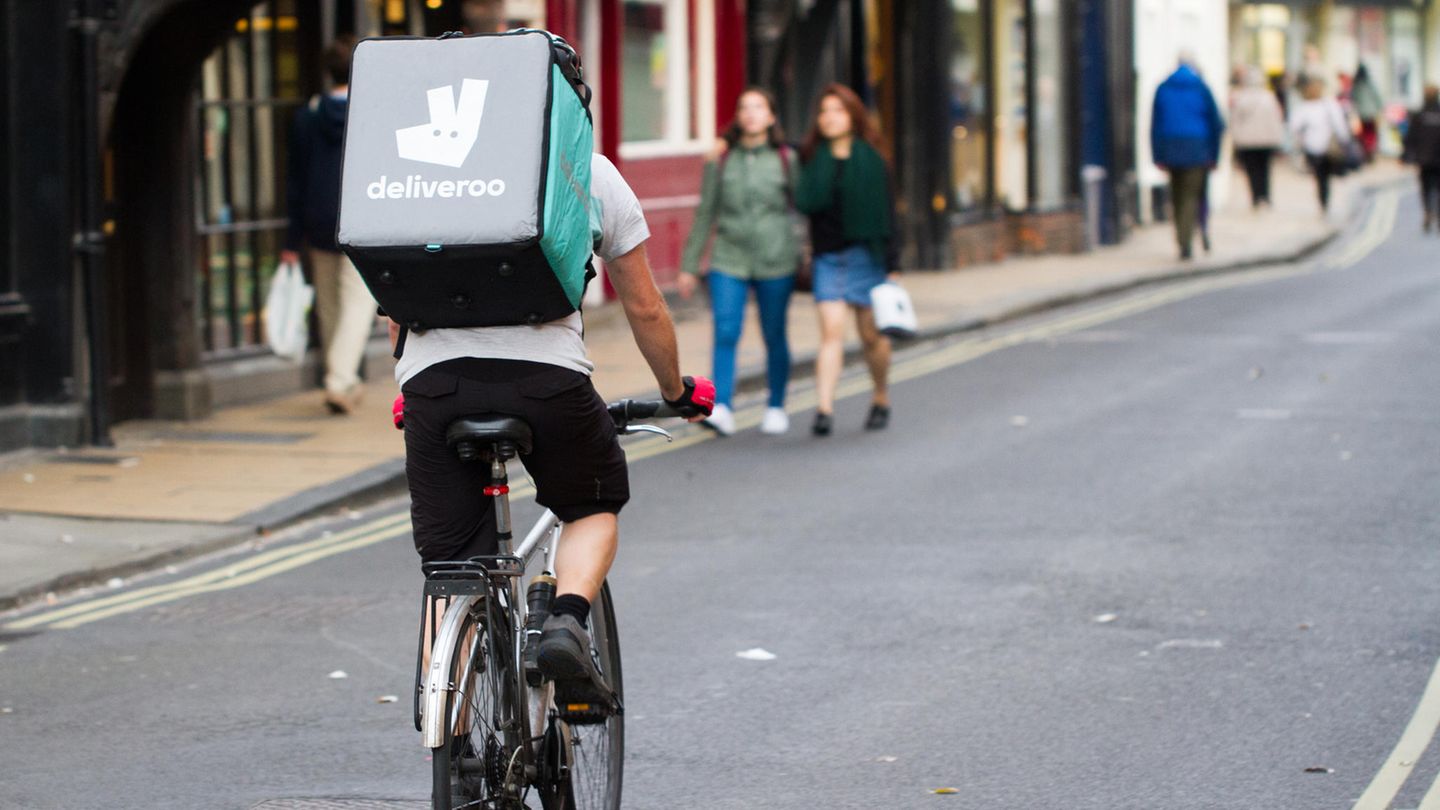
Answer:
[{"left": 663, "top": 376, "right": 715, "bottom": 422}]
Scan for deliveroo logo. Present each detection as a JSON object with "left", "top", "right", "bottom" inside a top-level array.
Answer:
[{"left": 395, "top": 79, "right": 489, "bottom": 168}]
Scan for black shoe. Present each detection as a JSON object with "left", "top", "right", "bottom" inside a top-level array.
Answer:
[
  {"left": 811, "top": 412, "right": 833, "bottom": 436},
  {"left": 1179, "top": 246, "right": 1193, "bottom": 261},
  {"left": 1201, "top": 232, "right": 1212, "bottom": 254},
  {"left": 536, "top": 614, "right": 618, "bottom": 724},
  {"left": 864, "top": 404, "right": 890, "bottom": 431}
]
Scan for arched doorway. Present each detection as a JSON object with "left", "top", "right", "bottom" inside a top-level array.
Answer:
[{"left": 107, "top": 0, "right": 320, "bottom": 420}]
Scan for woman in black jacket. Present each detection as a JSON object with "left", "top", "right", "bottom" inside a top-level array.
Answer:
[{"left": 1404, "top": 85, "right": 1440, "bottom": 233}]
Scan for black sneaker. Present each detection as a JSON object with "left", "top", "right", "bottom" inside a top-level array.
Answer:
[
  {"left": 864, "top": 404, "right": 890, "bottom": 431},
  {"left": 811, "top": 412, "right": 833, "bottom": 437},
  {"left": 536, "top": 614, "right": 618, "bottom": 724}
]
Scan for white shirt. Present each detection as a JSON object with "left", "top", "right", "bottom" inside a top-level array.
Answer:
[
  {"left": 395, "top": 153, "right": 649, "bottom": 385},
  {"left": 1290, "top": 98, "right": 1351, "bottom": 157}
]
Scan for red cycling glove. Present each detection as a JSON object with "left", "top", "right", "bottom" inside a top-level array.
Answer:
[
  {"left": 665, "top": 376, "right": 716, "bottom": 418},
  {"left": 392, "top": 393, "right": 405, "bottom": 430}
]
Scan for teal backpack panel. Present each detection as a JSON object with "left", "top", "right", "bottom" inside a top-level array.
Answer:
[{"left": 540, "top": 64, "right": 594, "bottom": 309}]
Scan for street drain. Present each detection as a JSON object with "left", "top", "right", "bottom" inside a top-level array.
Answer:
[{"left": 251, "top": 800, "right": 425, "bottom": 809}]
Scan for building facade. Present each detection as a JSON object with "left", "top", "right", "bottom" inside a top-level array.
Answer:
[
  {"left": 3, "top": 0, "right": 1148, "bottom": 452},
  {"left": 0, "top": 0, "right": 746, "bottom": 452}
]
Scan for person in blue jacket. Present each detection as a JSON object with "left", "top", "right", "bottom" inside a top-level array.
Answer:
[{"left": 1151, "top": 52, "right": 1226, "bottom": 260}]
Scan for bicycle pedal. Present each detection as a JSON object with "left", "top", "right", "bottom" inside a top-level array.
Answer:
[
  {"left": 555, "top": 702, "right": 613, "bottom": 725},
  {"left": 554, "top": 690, "right": 622, "bottom": 725}
]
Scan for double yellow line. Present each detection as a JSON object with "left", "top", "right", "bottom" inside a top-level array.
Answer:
[
  {"left": 8, "top": 511, "right": 411, "bottom": 631},
  {"left": 7, "top": 193, "right": 1395, "bottom": 632}
]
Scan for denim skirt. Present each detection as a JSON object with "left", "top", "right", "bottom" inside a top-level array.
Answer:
[{"left": 812, "top": 244, "right": 886, "bottom": 306}]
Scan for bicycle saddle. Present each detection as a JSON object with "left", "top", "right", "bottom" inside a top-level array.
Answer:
[{"left": 446, "top": 414, "right": 534, "bottom": 458}]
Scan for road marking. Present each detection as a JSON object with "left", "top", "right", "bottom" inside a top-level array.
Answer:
[
  {"left": 1420, "top": 766, "right": 1440, "bottom": 810},
  {"left": 1353, "top": 657, "right": 1440, "bottom": 810},
  {"left": 7, "top": 191, "right": 1399, "bottom": 631},
  {"left": 5, "top": 511, "right": 410, "bottom": 630}
]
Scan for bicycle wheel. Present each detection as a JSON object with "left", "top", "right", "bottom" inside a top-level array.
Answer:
[
  {"left": 558, "top": 580, "right": 625, "bottom": 810},
  {"left": 431, "top": 598, "right": 525, "bottom": 810}
]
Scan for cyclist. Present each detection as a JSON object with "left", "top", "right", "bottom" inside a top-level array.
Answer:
[{"left": 390, "top": 151, "right": 713, "bottom": 712}]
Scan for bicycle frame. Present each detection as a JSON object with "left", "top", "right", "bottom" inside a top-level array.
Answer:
[
  {"left": 418, "top": 503, "right": 563, "bottom": 750},
  {"left": 413, "top": 398, "right": 674, "bottom": 805}
]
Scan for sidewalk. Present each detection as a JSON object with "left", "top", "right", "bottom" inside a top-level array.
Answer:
[{"left": 0, "top": 159, "right": 1411, "bottom": 610}]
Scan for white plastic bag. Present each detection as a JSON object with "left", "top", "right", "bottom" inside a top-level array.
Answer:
[
  {"left": 870, "top": 281, "right": 918, "bottom": 340},
  {"left": 263, "top": 260, "right": 314, "bottom": 362}
]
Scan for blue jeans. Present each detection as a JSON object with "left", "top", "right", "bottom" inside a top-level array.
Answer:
[{"left": 708, "top": 271, "right": 794, "bottom": 408}]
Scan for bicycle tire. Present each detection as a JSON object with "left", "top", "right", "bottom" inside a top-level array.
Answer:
[
  {"left": 431, "top": 599, "right": 524, "bottom": 810},
  {"left": 549, "top": 580, "right": 624, "bottom": 810}
]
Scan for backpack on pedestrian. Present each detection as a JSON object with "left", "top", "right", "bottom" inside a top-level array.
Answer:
[{"left": 337, "top": 30, "right": 597, "bottom": 331}]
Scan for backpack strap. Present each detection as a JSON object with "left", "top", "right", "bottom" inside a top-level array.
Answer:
[
  {"left": 777, "top": 144, "right": 797, "bottom": 209},
  {"left": 392, "top": 324, "right": 408, "bottom": 360}
]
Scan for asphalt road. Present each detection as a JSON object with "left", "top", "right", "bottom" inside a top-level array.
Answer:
[{"left": 3, "top": 189, "right": 1439, "bottom": 810}]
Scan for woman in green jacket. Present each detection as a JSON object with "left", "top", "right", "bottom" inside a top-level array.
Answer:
[
  {"left": 679, "top": 88, "right": 800, "bottom": 436},
  {"left": 795, "top": 83, "right": 898, "bottom": 437}
]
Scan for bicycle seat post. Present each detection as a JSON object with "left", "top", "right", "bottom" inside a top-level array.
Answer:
[{"left": 486, "top": 448, "right": 514, "bottom": 554}]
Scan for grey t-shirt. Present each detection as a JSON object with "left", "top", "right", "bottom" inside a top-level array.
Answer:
[{"left": 395, "top": 153, "right": 649, "bottom": 385}]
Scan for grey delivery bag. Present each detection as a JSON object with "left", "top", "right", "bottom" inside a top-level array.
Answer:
[{"left": 337, "top": 30, "right": 595, "bottom": 330}]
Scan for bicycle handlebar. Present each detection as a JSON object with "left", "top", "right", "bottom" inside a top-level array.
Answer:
[{"left": 606, "top": 399, "right": 684, "bottom": 426}]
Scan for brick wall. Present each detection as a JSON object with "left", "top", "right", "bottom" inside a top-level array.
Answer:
[{"left": 948, "top": 209, "right": 1086, "bottom": 268}]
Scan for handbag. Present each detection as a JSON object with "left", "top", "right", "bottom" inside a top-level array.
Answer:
[
  {"left": 263, "top": 259, "right": 314, "bottom": 362},
  {"left": 869, "top": 281, "right": 918, "bottom": 340}
]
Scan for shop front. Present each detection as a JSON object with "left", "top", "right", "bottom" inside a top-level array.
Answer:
[{"left": 750, "top": 0, "right": 1088, "bottom": 272}]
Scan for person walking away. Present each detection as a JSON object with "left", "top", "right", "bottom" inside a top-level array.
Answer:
[
  {"left": 1351, "top": 65, "right": 1384, "bottom": 160},
  {"left": 678, "top": 88, "right": 799, "bottom": 436},
  {"left": 794, "top": 83, "right": 898, "bottom": 437},
  {"left": 1402, "top": 85, "right": 1440, "bottom": 233},
  {"left": 282, "top": 36, "right": 377, "bottom": 415},
  {"left": 1290, "top": 78, "right": 1353, "bottom": 214},
  {"left": 1230, "top": 66, "right": 1286, "bottom": 208},
  {"left": 1150, "top": 52, "right": 1226, "bottom": 260}
]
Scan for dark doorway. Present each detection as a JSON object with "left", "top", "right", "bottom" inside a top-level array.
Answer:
[{"left": 106, "top": 0, "right": 317, "bottom": 420}]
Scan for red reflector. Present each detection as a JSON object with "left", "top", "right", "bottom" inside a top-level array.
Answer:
[{"left": 483, "top": 485, "right": 509, "bottom": 496}]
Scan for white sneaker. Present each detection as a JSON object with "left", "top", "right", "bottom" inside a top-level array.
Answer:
[
  {"left": 702, "top": 404, "right": 735, "bottom": 436},
  {"left": 759, "top": 407, "right": 790, "bottom": 435}
]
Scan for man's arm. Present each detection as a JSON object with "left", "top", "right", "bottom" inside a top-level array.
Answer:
[{"left": 604, "top": 242, "right": 684, "bottom": 402}]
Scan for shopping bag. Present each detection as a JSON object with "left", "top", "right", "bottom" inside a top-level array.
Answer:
[
  {"left": 870, "top": 281, "right": 918, "bottom": 340},
  {"left": 263, "top": 260, "right": 314, "bottom": 362}
]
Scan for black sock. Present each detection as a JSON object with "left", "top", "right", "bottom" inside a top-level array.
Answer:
[{"left": 550, "top": 594, "right": 590, "bottom": 625}]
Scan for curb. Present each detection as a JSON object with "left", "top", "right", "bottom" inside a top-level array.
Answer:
[{"left": 4, "top": 179, "right": 1400, "bottom": 613}]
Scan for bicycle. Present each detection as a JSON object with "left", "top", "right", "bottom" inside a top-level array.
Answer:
[{"left": 415, "top": 398, "right": 680, "bottom": 810}]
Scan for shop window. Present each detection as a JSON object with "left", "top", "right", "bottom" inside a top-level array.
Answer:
[
  {"left": 992, "top": 0, "right": 1027, "bottom": 212},
  {"left": 1030, "top": 0, "right": 1068, "bottom": 210},
  {"left": 195, "top": 2, "right": 303, "bottom": 356},
  {"left": 949, "top": 0, "right": 988, "bottom": 212},
  {"left": 620, "top": 0, "right": 714, "bottom": 155}
]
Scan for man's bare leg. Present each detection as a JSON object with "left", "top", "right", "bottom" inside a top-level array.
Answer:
[{"left": 553, "top": 512, "right": 618, "bottom": 602}]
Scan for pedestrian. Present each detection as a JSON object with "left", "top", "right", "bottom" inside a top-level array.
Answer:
[
  {"left": 1230, "top": 66, "right": 1286, "bottom": 208},
  {"left": 1402, "top": 84, "right": 1440, "bottom": 233},
  {"left": 282, "top": 35, "right": 377, "bottom": 415},
  {"left": 1150, "top": 52, "right": 1226, "bottom": 260},
  {"left": 678, "top": 88, "right": 800, "bottom": 436},
  {"left": 1350, "top": 65, "right": 1384, "bottom": 160},
  {"left": 794, "top": 83, "right": 898, "bottom": 437},
  {"left": 1290, "top": 77, "right": 1353, "bottom": 214}
]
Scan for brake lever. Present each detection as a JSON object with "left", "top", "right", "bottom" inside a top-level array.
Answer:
[{"left": 621, "top": 424, "right": 673, "bottom": 442}]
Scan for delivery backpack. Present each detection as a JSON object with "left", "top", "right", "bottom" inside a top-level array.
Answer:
[{"left": 337, "top": 29, "right": 595, "bottom": 331}]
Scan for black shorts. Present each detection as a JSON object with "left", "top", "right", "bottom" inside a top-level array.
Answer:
[{"left": 401, "top": 358, "right": 629, "bottom": 563}]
